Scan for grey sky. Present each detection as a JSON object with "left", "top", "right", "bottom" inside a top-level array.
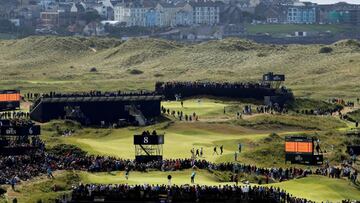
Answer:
[{"left": 301, "top": 0, "right": 360, "bottom": 4}]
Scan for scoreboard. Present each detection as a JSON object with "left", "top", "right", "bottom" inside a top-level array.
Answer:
[
  {"left": 285, "top": 136, "right": 322, "bottom": 165},
  {"left": 0, "top": 90, "right": 20, "bottom": 111},
  {"left": 285, "top": 136, "right": 313, "bottom": 154},
  {"left": 285, "top": 141, "right": 313, "bottom": 153},
  {"left": 134, "top": 135, "right": 164, "bottom": 145},
  {"left": 0, "top": 125, "right": 41, "bottom": 136}
]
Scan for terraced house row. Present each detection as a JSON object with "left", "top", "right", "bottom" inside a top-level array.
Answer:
[{"left": 114, "top": 1, "right": 220, "bottom": 27}]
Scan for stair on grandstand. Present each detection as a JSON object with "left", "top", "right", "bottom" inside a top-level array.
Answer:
[
  {"left": 29, "top": 97, "right": 43, "bottom": 122},
  {"left": 125, "top": 105, "right": 147, "bottom": 126}
]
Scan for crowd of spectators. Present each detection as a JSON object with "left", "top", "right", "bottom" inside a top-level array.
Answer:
[
  {"left": 155, "top": 81, "right": 292, "bottom": 102},
  {"left": 70, "top": 183, "right": 314, "bottom": 203},
  {"left": 156, "top": 81, "right": 272, "bottom": 90},
  {"left": 1, "top": 146, "right": 358, "bottom": 187},
  {"left": 0, "top": 111, "right": 30, "bottom": 120}
]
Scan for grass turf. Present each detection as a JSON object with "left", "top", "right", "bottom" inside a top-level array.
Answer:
[
  {"left": 40, "top": 99, "right": 349, "bottom": 167},
  {"left": 3, "top": 171, "right": 359, "bottom": 203}
]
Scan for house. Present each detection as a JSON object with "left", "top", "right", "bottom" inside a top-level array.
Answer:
[
  {"left": 220, "top": 4, "right": 243, "bottom": 24},
  {"left": 114, "top": 1, "right": 149, "bottom": 27},
  {"left": 190, "top": 1, "right": 220, "bottom": 25},
  {"left": 174, "top": 9, "right": 193, "bottom": 26},
  {"left": 264, "top": 6, "right": 281, "bottom": 23},
  {"left": 93, "top": 2, "right": 114, "bottom": 20},
  {"left": 83, "top": 21, "right": 106, "bottom": 36},
  {"left": 40, "top": 11, "right": 59, "bottom": 28},
  {"left": 155, "top": 2, "right": 178, "bottom": 27},
  {"left": 145, "top": 8, "right": 163, "bottom": 27},
  {"left": 173, "top": 3, "right": 193, "bottom": 26}
]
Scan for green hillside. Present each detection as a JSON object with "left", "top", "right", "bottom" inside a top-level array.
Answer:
[{"left": 0, "top": 36, "right": 359, "bottom": 98}]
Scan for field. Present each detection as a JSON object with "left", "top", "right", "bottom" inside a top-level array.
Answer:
[
  {"left": 0, "top": 36, "right": 360, "bottom": 202},
  {"left": 245, "top": 24, "right": 359, "bottom": 36},
  {"left": 0, "top": 36, "right": 359, "bottom": 99}
]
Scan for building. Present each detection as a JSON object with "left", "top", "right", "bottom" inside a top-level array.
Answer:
[
  {"left": 30, "top": 94, "right": 162, "bottom": 126},
  {"left": 40, "top": 11, "right": 59, "bottom": 28},
  {"left": 284, "top": 2, "right": 316, "bottom": 24},
  {"left": 174, "top": 10, "right": 193, "bottom": 26},
  {"left": 318, "top": 2, "right": 360, "bottom": 25},
  {"left": 155, "top": 2, "right": 178, "bottom": 27},
  {"left": 83, "top": 21, "right": 106, "bottom": 36},
  {"left": 190, "top": 1, "right": 220, "bottom": 25},
  {"left": 173, "top": 3, "right": 193, "bottom": 26},
  {"left": 145, "top": 8, "right": 163, "bottom": 27},
  {"left": 114, "top": 1, "right": 149, "bottom": 26}
]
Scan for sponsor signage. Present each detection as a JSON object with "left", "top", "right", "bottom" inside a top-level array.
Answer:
[{"left": 0, "top": 125, "right": 40, "bottom": 136}]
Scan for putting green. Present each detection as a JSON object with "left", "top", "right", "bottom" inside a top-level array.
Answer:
[
  {"left": 5, "top": 170, "right": 360, "bottom": 203},
  {"left": 78, "top": 171, "right": 360, "bottom": 202},
  {"left": 270, "top": 176, "right": 360, "bottom": 202},
  {"left": 162, "top": 99, "right": 229, "bottom": 118}
]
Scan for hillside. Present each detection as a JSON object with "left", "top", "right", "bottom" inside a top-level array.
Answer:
[{"left": 0, "top": 36, "right": 359, "bottom": 98}]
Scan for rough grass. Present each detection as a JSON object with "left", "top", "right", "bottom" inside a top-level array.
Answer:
[
  {"left": 0, "top": 36, "right": 359, "bottom": 99},
  {"left": 231, "top": 114, "right": 346, "bottom": 131},
  {"left": 288, "top": 98, "right": 342, "bottom": 113}
]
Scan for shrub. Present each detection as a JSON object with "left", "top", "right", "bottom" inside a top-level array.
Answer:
[
  {"left": 0, "top": 186, "right": 6, "bottom": 196},
  {"left": 154, "top": 73, "right": 164, "bottom": 77},
  {"left": 257, "top": 52, "right": 267, "bottom": 57},
  {"left": 319, "top": 47, "right": 333, "bottom": 53},
  {"left": 129, "top": 69, "right": 143, "bottom": 75}
]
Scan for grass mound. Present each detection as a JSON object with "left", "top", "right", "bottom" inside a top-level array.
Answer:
[
  {"left": 42, "top": 120, "right": 82, "bottom": 136},
  {"left": 4, "top": 36, "right": 121, "bottom": 57},
  {"left": 345, "top": 109, "right": 360, "bottom": 122},
  {"left": 333, "top": 39, "right": 360, "bottom": 48},
  {"left": 242, "top": 133, "right": 285, "bottom": 166},
  {"left": 202, "top": 38, "right": 265, "bottom": 52},
  {"left": 288, "top": 98, "right": 342, "bottom": 113},
  {"left": 47, "top": 144, "right": 87, "bottom": 157},
  {"left": 232, "top": 114, "right": 346, "bottom": 131},
  {"left": 119, "top": 38, "right": 181, "bottom": 51}
]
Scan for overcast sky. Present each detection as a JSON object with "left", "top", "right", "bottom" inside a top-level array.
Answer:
[{"left": 301, "top": 0, "right": 360, "bottom": 4}]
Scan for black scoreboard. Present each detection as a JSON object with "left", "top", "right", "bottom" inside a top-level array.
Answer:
[
  {"left": 134, "top": 135, "right": 164, "bottom": 145},
  {"left": 263, "top": 72, "right": 285, "bottom": 82},
  {"left": 0, "top": 125, "right": 40, "bottom": 136}
]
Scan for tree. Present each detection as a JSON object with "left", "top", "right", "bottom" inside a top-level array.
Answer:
[
  {"left": 0, "top": 19, "right": 15, "bottom": 33},
  {"left": 80, "top": 10, "right": 101, "bottom": 24}
]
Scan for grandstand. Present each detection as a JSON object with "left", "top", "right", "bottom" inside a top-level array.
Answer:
[{"left": 30, "top": 93, "right": 162, "bottom": 126}]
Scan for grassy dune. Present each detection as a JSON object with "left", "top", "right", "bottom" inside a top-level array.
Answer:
[{"left": 0, "top": 36, "right": 359, "bottom": 98}]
